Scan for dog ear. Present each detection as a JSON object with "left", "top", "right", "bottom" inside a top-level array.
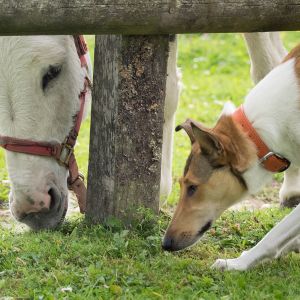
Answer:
[
  {"left": 191, "top": 122, "right": 223, "bottom": 157},
  {"left": 175, "top": 119, "right": 195, "bottom": 144}
]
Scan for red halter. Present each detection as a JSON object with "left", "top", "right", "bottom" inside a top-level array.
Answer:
[{"left": 0, "top": 36, "right": 91, "bottom": 213}]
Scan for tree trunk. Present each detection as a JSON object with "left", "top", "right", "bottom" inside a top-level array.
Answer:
[
  {"left": 1, "top": 1, "right": 300, "bottom": 35},
  {"left": 86, "top": 35, "right": 169, "bottom": 224}
]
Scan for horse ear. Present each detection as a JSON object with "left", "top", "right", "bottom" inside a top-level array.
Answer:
[
  {"left": 175, "top": 119, "right": 195, "bottom": 144},
  {"left": 190, "top": 122, "right": 223, "bottom": 156}
]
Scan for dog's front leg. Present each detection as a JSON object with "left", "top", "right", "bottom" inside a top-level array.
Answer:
[{"left": 212, "top": 203, "right": 300, "bottom": 271}]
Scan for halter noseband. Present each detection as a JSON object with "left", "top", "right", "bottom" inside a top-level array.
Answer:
[{"left": 0, "top": 36, "right": 91, "bottom": 213}]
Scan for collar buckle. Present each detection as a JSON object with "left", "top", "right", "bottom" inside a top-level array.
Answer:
[{"left": 259, "top": 151, "right": 290, "bottom": 173}]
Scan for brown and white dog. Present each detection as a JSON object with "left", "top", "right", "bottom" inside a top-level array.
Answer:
[{"left": 163, "top": 36, "right": 300, "bottom": 271}]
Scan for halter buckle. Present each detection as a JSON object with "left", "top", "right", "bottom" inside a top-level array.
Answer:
[{"left": 57, "top": 138, "right": 74, "bottom": 167}]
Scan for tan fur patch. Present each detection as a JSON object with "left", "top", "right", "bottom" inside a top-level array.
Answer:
[{"left": 213, "top": 115, "right": 257, "bottom": 172}]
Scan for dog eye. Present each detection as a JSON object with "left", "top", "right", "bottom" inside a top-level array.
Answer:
[
  {"left": 187, "top": 185, "right": 197, "bottom": 197},
  {"left": 42, "top": 65, "right": 62, "bottom": 90}
]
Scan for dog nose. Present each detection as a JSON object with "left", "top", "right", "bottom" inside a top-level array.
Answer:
[
  {"left": 10, "top": 189, "right": 56, "bottom": 220},
  {"left": 162, "top": 236, "right": 175, "bottom": 251}
]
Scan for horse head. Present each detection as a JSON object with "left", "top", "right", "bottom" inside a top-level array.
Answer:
[{"left": 0, "top": 36, "right": 91, "bottom": 230}]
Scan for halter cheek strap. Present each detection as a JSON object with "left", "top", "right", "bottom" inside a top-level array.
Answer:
[{"left": 0, "top": 36, "right": 91, "bottom": 213}]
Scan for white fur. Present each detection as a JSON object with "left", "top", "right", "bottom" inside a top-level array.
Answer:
[
  {"left": 221, "top": 101, "right": 236, "bottom": 117},
  {"left": 213, "top": 36, "right": 300, "bottom": 271},
  {"left": 244, "top": 58, "right": 300, "bottom": 167},
  {"left": 244, "top": 32, "right": 287, "bottom": 83},
  {"left": 0, "top": 36, "right": 89, "bottom": 228},
  {"left": 243, "top": 32, "right": 300, "bottom": 205}
]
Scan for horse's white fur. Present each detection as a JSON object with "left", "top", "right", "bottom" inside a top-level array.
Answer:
[
  {"left": 213, "top": 33, "right": 300, "bottom": 271},
  {"left": 0, "top": 36, "right": 89, "bottom": 227},
  {"left": 244, "top": 32, "right": 287, "bottom": 83},
  {"left": 160, "top": 37, "right": 181, "bottom": 202}
]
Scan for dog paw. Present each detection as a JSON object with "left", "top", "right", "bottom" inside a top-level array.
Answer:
[
  {"left": 280, "top": 196, "right": 300, "bottom": 208},
  {"left": 211, "top": 258, "right": 249, "bottom": 271}
]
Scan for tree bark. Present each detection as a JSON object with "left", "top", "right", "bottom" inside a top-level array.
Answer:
[
  {"left": 86, "top": 35, "right": 169, "bottom": 224},
  {"left": 1, "top": 1, "right": 300, "bottom": 35}
]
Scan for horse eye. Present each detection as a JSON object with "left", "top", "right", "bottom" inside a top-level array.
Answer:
[
  {"left": 187, "top": 185, "right": 197, "bottom": 197},
  {"left": 42, "top": 65, "right": 62, "bottom": 90}
]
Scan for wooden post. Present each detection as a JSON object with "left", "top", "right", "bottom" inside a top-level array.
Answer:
[{"left": 86, "top": 35, "right": 169, "bottom": 224}]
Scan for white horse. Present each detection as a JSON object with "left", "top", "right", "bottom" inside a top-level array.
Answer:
[{"left": 0, "top": 33, "right": 297, "bottom": 230}]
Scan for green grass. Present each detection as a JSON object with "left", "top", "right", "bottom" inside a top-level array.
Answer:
[
  {"left": 1, "top": 32, "right": 300, "bottom": 298},
  {"left": 1, "top": 208, "right": 299, "bottom": 299}
]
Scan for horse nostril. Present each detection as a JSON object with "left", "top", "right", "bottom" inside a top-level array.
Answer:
[
  {"left": 19, "top": 212, "right": 28, "bottom": 221},
  {"left": 162, "top": 236, "right": 175, "bottom": 251},
  {"left": 48, "top": 188, "right": 56, "bottom": 211}
]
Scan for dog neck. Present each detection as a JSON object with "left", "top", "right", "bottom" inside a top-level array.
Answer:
[
  {"left": 242, "top": 161, "right": 272, "bottom": 195},
  {"left": 237, "top": 57, "right": 300, "bottom": 194},
  {"left": 233, "top": 106, "right": 290, "bottom": 173}
]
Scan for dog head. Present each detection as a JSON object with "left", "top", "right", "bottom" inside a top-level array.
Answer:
[{"left": 162, "top": 114, "right": 257, "bottom": 251}]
